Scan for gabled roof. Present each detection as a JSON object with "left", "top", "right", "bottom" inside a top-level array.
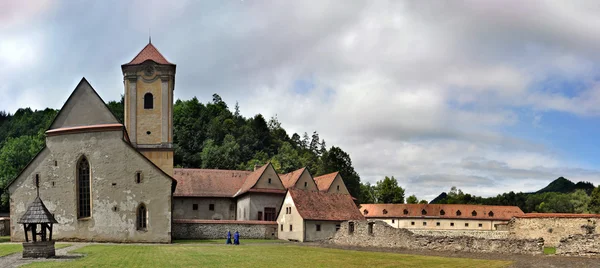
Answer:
[
  {"left": 18, "top": 196, "right": 58, "bottom": 224},
  {"left": 234, "top": 163, "right": 277, "bottom": 197},
  {"left": 289, "top": 189, "right": 364, "bottom": 221},
  {"left": 279, "top": 167, "right": 306, "bottom": 189},
  {"left": 173, "top": 168, "right": 251, "bottom": 197},
  {"left": 359, "top": 204, "right": 524, "bottom": 221},
  {"left": 314, "top": 172, "right": 339, "bottom": 191},
  {"left": 123, "top": 42, "right": 174, "bottom": 66}
]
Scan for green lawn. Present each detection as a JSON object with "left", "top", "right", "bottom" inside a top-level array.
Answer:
[
  {"left": 173, "top": 239, "right": 288, "bottom": 244},
  {"left": 24, "top": 244, "right": 512, "bottom": 268},
  {"left": 0, "top": 243, "right": 71, "bottom": 257},
  {"left": 543, "top": 247, "right": 556, "bottom": 255},
  {"left": 0, "top": 236, "right": 10, "bottom": 243}
]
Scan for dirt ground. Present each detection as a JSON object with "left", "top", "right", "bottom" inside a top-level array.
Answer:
[{"left": 313, "top": 243, "right": 600, "bottom": 268}]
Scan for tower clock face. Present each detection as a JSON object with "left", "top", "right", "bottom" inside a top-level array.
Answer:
[{"left": 144, "top": 65, "right": 154, "bottom": 76}]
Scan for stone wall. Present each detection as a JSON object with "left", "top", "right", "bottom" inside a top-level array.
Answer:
[
  {"left": 173, "top": 219, "right": 278, "bottom": 240},
  {"left": 0, "top": 218, "right": 9, "bottom": 236},
  {"left": 410, "top": 229, "right": 509, "bottom": 239},
  {"left": 330, "top": 221, "right": 543, "bottom": 255},
  {"left": 556, "top": 234, "right": 600, "bottom": 256},
  {"left": 509, "top": 217, "right": 598, "bottom": 246}
]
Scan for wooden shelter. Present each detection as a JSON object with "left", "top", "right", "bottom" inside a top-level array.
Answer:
[{"left": 18, "top": 195, "right": 58, "bottom": 258}]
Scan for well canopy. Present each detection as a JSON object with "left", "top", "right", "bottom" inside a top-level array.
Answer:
[{"left": 18, "top": 197, "right": 58, "bottom": 224}]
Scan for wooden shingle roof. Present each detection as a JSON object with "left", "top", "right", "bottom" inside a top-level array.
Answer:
[{"left": 18, "top": 197, "right": 58, "bottom": 224}]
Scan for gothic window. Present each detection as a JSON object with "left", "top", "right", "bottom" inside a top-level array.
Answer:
[
  {"left": 144, "top": 93, "right": 153, "bottom": 109},
  {"left": 77, "top": 157, "right": 91, "bottom": 218},
  {"left": 137, "top": 204, "right": 147, "bottom": 230}
]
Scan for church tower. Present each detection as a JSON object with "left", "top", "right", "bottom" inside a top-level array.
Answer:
[{"left": 122, "top": 42, "right": 175, "bottom": 176}]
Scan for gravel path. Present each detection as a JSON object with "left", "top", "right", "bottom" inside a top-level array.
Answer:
[
  {"left": 313, "top": 243, "right": 600, "bottom": 268},
  {"left": 0, "top": 243, "right": 87, "bottom": 268}
]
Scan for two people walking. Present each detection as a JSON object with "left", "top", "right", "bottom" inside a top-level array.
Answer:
[{"left": 226, "top": 231, "right": 240, "bottom": 245}]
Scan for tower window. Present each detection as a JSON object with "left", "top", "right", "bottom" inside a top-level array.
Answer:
[
  {"left": 77, "top": 157, "right": 91, "bottom": 218},
  {"left": 137, "top": 204, "right": 147, "bottom": 230},
  {"left": 144, "top": 93, "right": 153, "bottom": 109}
]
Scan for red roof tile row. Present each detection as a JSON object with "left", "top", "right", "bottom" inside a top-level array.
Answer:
[
  {"left": 123, "top": 43, "right": 174, "bottom": 66},
  {"left": 289, "top": 189, "right": 364, "bottom": 221},
  {"left": 359, "top": 204, "right": 524, "bottom": 221},
  {"left": 314, "top": 172, "right": 338, "bottom": 191}
]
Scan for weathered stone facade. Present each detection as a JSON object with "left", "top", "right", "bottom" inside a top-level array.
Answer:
[
  {"left": 556, "top": 234, "right": 600, "bottom": 256},
  {"left": 509, "top": 217, "right": 598, "bottom": 246},
  {"left": 410, "top": 229, "right": 509, "bottom": 239},
  {"left": 0, "top": 217, "right": 9, "bottom": 236},
  {"left": 173, "top": 220, "right": 277, "bottom": 239},
  {"left": 330, "top": 221, "right": 543, "bottom": 255},
  {"left": 173, "top": 197, "right": 236, "bottom": 220}
]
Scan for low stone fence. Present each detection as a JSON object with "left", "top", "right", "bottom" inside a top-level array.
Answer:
[
  {"left": 173, "top": 219, "right": 278, "bottom": 240},
  {"left": 0, "top": 217, "right": 9, "bottom": 236},
  {"left": 556, "top": 234, "right": 600, "bottom": 256},
  {"left": 330, "top": 221, "right": 543, "bottom": 255},
  {"left": 410, "top": 229, "right": 509, "bottom": 239}
]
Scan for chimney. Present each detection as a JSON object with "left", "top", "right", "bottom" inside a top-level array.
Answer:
[{"left": 254, "top": 164, "right": 260, "bottom": 171}]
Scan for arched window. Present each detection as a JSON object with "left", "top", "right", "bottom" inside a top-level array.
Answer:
[
  {"left": 363, "top": 209, "right": 369, "bottom": 215},
  {"left": 403, "top": 209, "right": 409, "bottom": 215},
  {"left": 144, "top": 93, "right": 153, "bottom": 109},
  {"left": 456, "top": 210, "right": 462, "bottom": 216},
  {"left": 440, "top": 210, "right": 445, "bottom": 216},
  {"left": 77, "top": 156, "right": 91, "bottom": 218},
  {"left": 383, "top": 209, "right": 388, "bottom": 215},
  {"left": 137, "top": 204, "right": 147, "bottom": 230},
  {"left": 421, "top": 209, "right": 427, "bottom": 215},
  {"left": 488, "top": 211, "right": 494, "bottom": 217},
  {"left": 472, "top": 210, "right": 477, "bottom": 216}
]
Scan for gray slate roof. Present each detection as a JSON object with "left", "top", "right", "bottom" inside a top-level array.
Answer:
[{"left": 18, "top": 197, "right": 58, "bottom": 224}]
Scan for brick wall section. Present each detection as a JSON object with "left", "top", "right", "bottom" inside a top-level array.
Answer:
[
  {"left": 172, "top": 220, "right": 278, "bottom": 240},
  {"left": 330, "top": 221, "right": 543, "bottom": 255},
  {"left": 556, "top": 234, "right": 600, "bottom": 256},
  {"left": 410, "top": 229, "right": 509, "bottom": 239},
  {"left": 509, "top": 217, "right": 598, "bottom": 246}
]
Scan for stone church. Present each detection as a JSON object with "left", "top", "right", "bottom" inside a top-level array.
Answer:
[
  {"left": 8, "top": 42, "right": 356, "bottom": 243},
  {"left": 8, "top": 43, "right": 177, "bottom": 243}
]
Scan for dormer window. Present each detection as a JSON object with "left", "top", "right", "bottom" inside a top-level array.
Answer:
[
  {"left": 363, "top": 209, "right": 369, "bottom": 215},
  {"left": 383, "top": 209, "right": 388, "bottom": 215},
  {"left": 456, "top": 210, "right": 462, "bottom": 216},
  {"left": 488, "top": 211, "right": 494, "bottom": 217},
  {"left": 440, "top": 210, "right": 445, "bottom": 216},
  {"left": 421, "top": 209, "right": 427, "bottom": 215},
  {"left": 403, "top": 209, "right": 409, "bottom": 215},
  {"left": 472, "top": 210, "right": 477, "bottom": 216}
]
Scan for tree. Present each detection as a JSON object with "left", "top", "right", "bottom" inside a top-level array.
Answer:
[
  {"left": 106, "top": 95, "right": 124, "bottom": 123},
  {"left": 590, "top": 186, "right": 600, "bottom": 214},
  {"left": 301, "top": 132, "right": 310, "bottom": 149},
  {"left": 359, "top": 182, "right": 376, "bottom": 204},
  {"left": 199, "top": 135, "right": 241, "bottom": 170},
  {"left": 374, "top": 176, "right": 405, "bottom": 204},
  {"left": 419, "top": 200, "right": 429, "bottom": 204},
  {"left": 318, "top": 146, "right": 361, "bottom": 198},
  {"left": 309, "top": 131, "right": 320, "bottom": 154},
  {"left": 270, "top": 142, "right": 302, "bottom": 173},
  {"left": 406, "top": 195, "right": 418, "bottom": 204}
]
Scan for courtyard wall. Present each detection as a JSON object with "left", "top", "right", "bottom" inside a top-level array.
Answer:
[
  {"left": 173, "top": 219, "right": 277, "bottom": 240},
  {"left": 330, "top": 221, "right": 543, "bottom": 255},
  {"left": 410, "top": 229, "right": 509, "bottom": 239},
  {"left": 556, "top": 234, "right": 600, "bottom": 256},
  {"left": 509, "top": 216, "right": 599, "bottom": 246}
]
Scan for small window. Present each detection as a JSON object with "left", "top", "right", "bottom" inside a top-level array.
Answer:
[
  {"left": 488, "top": 211, "right": 494, "bottom": 217},
  {"left": 391, "top": 219, "right": 395, "bottom": 223},
  {"left": 421, "top": 209, "right": 427, "bottom": 215},
  {"left": 290, "top": 224, "right": 293, "bottom": 231},
  {"left": 34, "top": 174, "right": 40, "bottom": 187},
  {"left": 335, "top": 224, "right": 341, "bottom": 231},
  {"left": 144, "top": 93, "right": 153, "bottom": 109},
  {"left": 52, "top": 181, "right": 55, "bottom": 187},
  {"left": 472, "top": 210, "right": 477, "bottom": 216},
  {"left": 54, "top": 161, "right": 57, "bottom": 167},
  {"left": 363, "top": 209, "right": 369, "bottom": 215},
  {"left": 304, "top": 182, "right": 307, "bottom": 188},
  {"left": 135, "top": 172, "right": 142, "bottom": 183},
  {"left": 280, "top": 224, "right": 283, "bottom": 231},
  {"left": 337, "top": 185, "right": 340, "bottom": 191},
  {"left": 383, "top": 209, "right": 388, "bottom": 215},
  {"left": 368, "top": 222, "right": 374, "bottom": 234},
  {"left": 229, "top": 203, "right": 235, "bottom": 211},
  {"left": 423, "top": 222, "right": 427, "bottom": 226},
  {"left": 268, "top": 178, "right": 272, "bottom": 184},
  {"left": 316, "top": 224, "right": 321, "bottom": 231},
  {"left": 465, "top": 223, "right": 469, "bottom": 227},
  {"left": 440, "top": 210, "right": 445, "bottom": 216},
  {"left": 478, "top": 223, "right": 483, "bottom": 228},
  {"left": 348, "top": 222, "right": 355, "bottom": 234},
  {"left": 209, "top": 204, "right": 215, "bottom": 211},
  {"left": 436, "top": 222, "right": 440, "bottom": 226},
  {"left": 456, "top": 210, "right": 462, "bottom": 216},
  {"left": 403, "top": 209, "right": 409, "bottom": 215},
  {"left": 137, "top": 204, "right": 147, "bottom": 231},
  {"left": 411, "top": 221, "right": 415, "bottom": 226},
  {"left": 192, "top": 204, "right": 198, "bottom": 211},
  {"left": 451, "top": 222, "right": 454, "bottom": 227}
]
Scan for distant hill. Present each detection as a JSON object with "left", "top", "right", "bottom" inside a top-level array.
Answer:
[{"left": 536, "top": 177, "right": 595, "bottom": 195}]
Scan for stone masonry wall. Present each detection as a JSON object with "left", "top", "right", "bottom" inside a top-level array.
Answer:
[
  {"left": 0, "top": 218, "right": 9, "bottom": 236},
  {"left": 173, "top": 220, "right": 278, "bottom": 240},
  {"left": 556, "top": 234, "right": 600, "bottom": 256},
  {"left": 509, "top": 217, "right": 598, "bottom": 246},
  {"left": 411, "top": 229, "right": 509, "bottom": 239},
  {"left": 330, "top": 221, "right": 543, "bottom": 255}
]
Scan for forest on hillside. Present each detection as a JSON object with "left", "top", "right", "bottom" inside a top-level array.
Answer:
[{"left": 0, "top": 94, "right": 362, "bottom": 212}]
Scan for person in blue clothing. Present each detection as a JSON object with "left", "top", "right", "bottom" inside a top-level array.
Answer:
[
  {"left": 226, "top": 231, "right": 232, "bottom": 245},
  {"left": 233, "top": 231, "right": 240, "bottom": 245}
]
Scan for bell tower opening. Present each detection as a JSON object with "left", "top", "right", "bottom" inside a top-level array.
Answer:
[{"left": 122, "top": 41, "right": 176, "bottom": 176}]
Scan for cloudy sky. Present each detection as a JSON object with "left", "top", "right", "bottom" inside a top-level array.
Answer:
[{"left": 3, "top": 0, "right": 600, "bottom": 200}]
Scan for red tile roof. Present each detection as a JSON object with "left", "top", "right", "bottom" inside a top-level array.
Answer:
[
  {"left": 279, "top": 167, "right": 306, "bottom": 189},
  {"left": 173, "top": 168, "right": 250, "bottom": 197},
  {"left": 359, "top": 204, "right": 524, "bottom": 221},
  {"left": 515, "top": 213, "right": 600, "bottom": 218},
  {"left": 234, "top": 163, "right": 271, "bottom": 197},
  {"left": 124, "top": 43, "right": 173, "bottom": 65},
  {"left": 314, "top": 172, "right": 338, "bottom": 191},
  {"left": 173, "top": 219, "right": 277, "bottom": 225},
  {"left": 289, "top": 189, "right": 364, "bottom": 221}
]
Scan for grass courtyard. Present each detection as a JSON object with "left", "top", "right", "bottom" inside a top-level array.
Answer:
[{"left": 16, "top": 243, "right": 512, "bottom": 268}]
